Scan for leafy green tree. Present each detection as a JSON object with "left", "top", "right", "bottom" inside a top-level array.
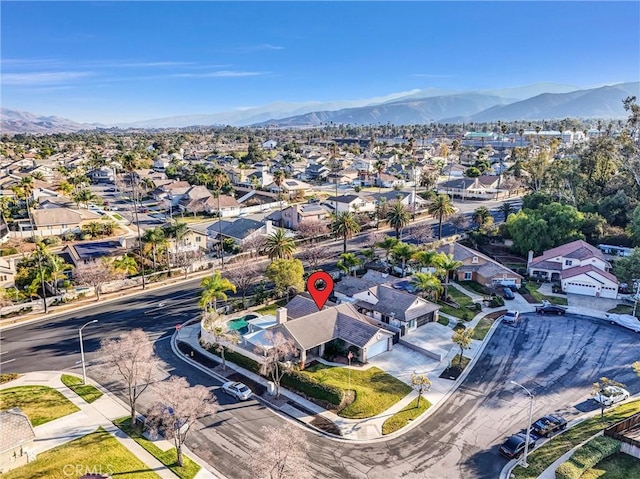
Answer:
[
  {"left": 142, "top": 227, "right": 167, "bottom": 269},
  {"left": 202, "top": 313, "right": 240, "bottom": 371},
  {"left": 581, "top": 212, "right": 607, "bottom": 244},
  {"left": 385, "top": 202, "right": 411, "bottom": 239},
  {"left": 613, "top": 248, "right": 640, "bottom": 286},
  {"left": 598, "top": 190, "right": 635, "bottom": 228},
  {"left": 198, "top": 271, "right": 236, "bottom": 313},
  {"left": 376, "top": 237, "right": 399, "bottom": 265},
  {"left": 465, "top": 167, "right": 481, "bottom": 177},
  {"left": 266, "top": 259, "right": 305, "bottom": 300},
  {"left": 427, "top": 194, "right": 456, "bottom": 240},
  {"left": 330, "top": 211, "right": 361, "bottom": 254},
  {"left": 264, "top": 228, "right": 296, "bottom": 260},
  {"left": 591, "top": 377, "right": 626, "bottom": 427},
  {"left": 472, "top": 206, "right": 492, "bottom": 229},
  {"left": 112, "top": 256, "right": 139, "bottom": 276},
  {"left": 452, "top": 327, "right": 474, "bottom": 368},
  {"left": 633, "top": 205, "right": 640, "bottom": 246}
]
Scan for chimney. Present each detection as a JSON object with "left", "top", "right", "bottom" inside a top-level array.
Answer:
[
  {"left": 118, "top": 236, "right": 126, "bottom": 248},
  {"left": 449, "top": 242, "right": 455, "bottom": 255},
  {"left": 527, "top": 250, "right": 534, "bottom": 266},
  {"left": 276, "top": 307, "right": 287, "bottom": 324}
]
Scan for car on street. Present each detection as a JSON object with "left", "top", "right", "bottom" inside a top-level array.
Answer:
[
  {"left": 502, "top": 310, "right": 520, "bottom": 324},
  {"left": 502, "top": 287, "right": 515, "bottom": 300},
  {"left": 592, "top": 385, "right": 630, "bottom": 406},
  {"left": 535, "top": 302, "right": 568, "bottom": 315},
  {"left": 606, "top": 313, "right": 640, "bottom": 333},
  {"left": 221, "top": 381, "right": 253, "bottom": 401},
  {"left": 531, "top": 415, "right": 568, "bottom": 437},
  {"left": 499, "top": 433, "right": 537, "bottom": 459}
]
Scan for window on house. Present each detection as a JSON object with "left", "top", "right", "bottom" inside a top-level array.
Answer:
[
  {"left": 472, "top": 256, "right": 478, "bottom": 264},
  {"left": 565, "top": 260, "right": 572, "bottom": 266},
  {"left": 464, "top": 272, "right": 472, "bottom": 280},
  {"left": 195, "top": 236, "right": 201, "bottom": 242}
]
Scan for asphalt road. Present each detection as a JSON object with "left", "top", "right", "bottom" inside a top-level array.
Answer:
[{"left": 4, "top": 294, "right": 639, "bottom": 479}]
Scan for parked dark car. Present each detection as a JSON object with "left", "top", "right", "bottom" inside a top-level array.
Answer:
[
  {"left": 535, "top": 302, "right": 568, "bottom": 315},
  {"left": 502, "top": 287, "right": 515, "bottom": 300},
  {"left": 531, "top": 415, "right": 568, "bottom": 437},
  {"left": 499, "top": 433, "right": 537, "bottom": 459}
]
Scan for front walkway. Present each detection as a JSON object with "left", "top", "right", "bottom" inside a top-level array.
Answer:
[{"left": 0, "top": 371, "right": 220, "bottom": 479}]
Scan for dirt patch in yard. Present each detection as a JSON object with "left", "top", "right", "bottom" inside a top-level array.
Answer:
[{"left": 310, "top": 414, "right": 342, "bottom": 436}]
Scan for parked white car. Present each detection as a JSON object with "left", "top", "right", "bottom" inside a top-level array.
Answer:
[
  {"left": 606, "top": 313, "right": 640, "bottom": 333},
  {"left": 592, "top": 385, "right": 630, "bottom": 406},
  {"left": 221, "top": 381, "right": 252, "bottom": 401},
  {"left": 502, "top": 310, "right": 520, "bottom": 324}
]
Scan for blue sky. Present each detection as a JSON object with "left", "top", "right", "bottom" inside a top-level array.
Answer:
[{"left": 2, "top": 1, "right": 639, "bottom": 124}]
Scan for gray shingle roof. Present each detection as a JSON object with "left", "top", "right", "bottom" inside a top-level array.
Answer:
[
  {"left": 334, "top": 276, "right": 379, "bottom": 298},
  {"left": 0, "top": 408, "right": 35, "bottom": 454},
  {"left": 285, "top": 293, "right": 335, "bottom": 319},
  {"left": 356, "top": 285, "right": 440, "bottom": 321}
]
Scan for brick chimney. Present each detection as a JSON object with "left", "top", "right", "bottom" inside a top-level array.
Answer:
[{"left": 276, "top": 307, "right": 287, "bottom": 324}]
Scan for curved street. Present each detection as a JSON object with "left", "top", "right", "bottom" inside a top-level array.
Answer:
[{"left": 2, "top": 283, "right": 639, "bottom": 479}]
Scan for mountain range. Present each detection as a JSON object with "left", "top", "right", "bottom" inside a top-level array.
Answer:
[{"left": 2, "top": 82, "right": 638, "bottom": 135}]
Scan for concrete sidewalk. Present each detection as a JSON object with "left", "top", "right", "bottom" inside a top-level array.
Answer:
[{"left": 0, "top": 371, "right": 221, "bottom": 479}]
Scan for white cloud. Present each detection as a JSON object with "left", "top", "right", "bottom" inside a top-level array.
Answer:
[{"left": 1, "top": 71, "right": 94, "bottom": 85}]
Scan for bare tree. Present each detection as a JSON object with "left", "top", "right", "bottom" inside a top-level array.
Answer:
[
  {"left": 172, "top": 250, "right": 203, "bottom": 279},
  {"left": 74, "top": 259, "right": 123, "bottom": 301},
  {"left": 410, "top": 224, "right": 434, "bottom": 244},
  {"left": 225, "top": 259, "right": 262, "bottom": 304},
  {"left": 364, "top": 231, "right": 385, "bottom": 260},
  {"left": 254, "top": 330, "right": 299, "bottom": 398},
  {"left": 297, "top": 244, "right": 330, "bottom": 270},
  {"left": 97, "top": 329, "right": 160, "bottom": 427},
  {"left": 411, "top": 373, "right": 432, "bottom": 408},
  {"left": 202, "top": 312, "right": 241, "bottom": 371},
  {"left": 297, "top": 220, "right": 329, "bottom": 242},
  {"left": 242, "top": 234, "right": 266, "bottom": 258},
  {"left": 450, "top": 214, "right": 470, "bottom": 235},
  {"left": 146, "top": 376, "right": 218, "bottom": 467},
  {"left": 248, "top": 423, "right": 312, "bottom": 479}
]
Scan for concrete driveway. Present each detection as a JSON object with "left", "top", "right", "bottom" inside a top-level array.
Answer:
[{"left": 369, "top": 343, "right": 441, "bottom": 386}]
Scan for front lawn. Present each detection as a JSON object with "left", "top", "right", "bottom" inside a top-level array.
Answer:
[
  {"left": 382, "top": 397, "right": 431, "bottom": 435},
  {"left": 512, "top": 399, "right": 640, "bottom": 479},
  {"left": 581, "top": 452, "right": 640, "bottom": 479},
  {"left": 607, "top": 304, "right": 640, "bottom": 319},
  {"left": 0, "top": 427, "right": 160, "bottom": 479},
  {"left": 0, "top": 385, "right": 80, "bottom": 426},
  {"left": 303, "top": 364, "right": 412, "bottom": 419},
  {"left": 472, "top": 317, "right": 495, "bottom": 340},
  {"left": 61, "top": 374, "right": 103, "bottom": 404},
  {"left": 438, "top": 287, "right": 477, "bottom": 320},
  {"left": 458, "top": 281, "right": 491, "bottom": 296},
  {"left": 521, "top": 282, "right": 569, "bottom": 305},
  {"left": 114, "top": 417, "right": 201, "bottom": 479}
]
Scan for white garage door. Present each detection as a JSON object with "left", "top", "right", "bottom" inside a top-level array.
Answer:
[
  {"left": 565, "top": 281, "right": 597, "bottom": 296},
  {"left": 367, "top": 338, "right": 389, "bottom": 359}
]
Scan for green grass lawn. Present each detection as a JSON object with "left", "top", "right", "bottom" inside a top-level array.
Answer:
[
  {"left": 512, "top": 399, "right": 640, "bottom": 479},
  {"left": 111, "top": 213, "right": 124, "bottom": 220},
  {"left": 472, "top": 317, "right": 495, "bottom": 340},
  {"left": 1, "top": 427, "right": 160, "bottom": 479},
  {"left": 0, "top": 385, "right": 80, "bottom": 426},
  {"left": 303, "top": 364, "right": 412, "bottom": 419},
  {"left": 61, "top": 374, "right": 103, "bottom": 404},
  {"left": 522, "top": 282, "right": 569, "bottom": 305},
  {"left": 437, "top": 316, "right": 450, "bottom": 326},
  {"left": 382, "top": 397, "right": 431, "bottom": 435},
  {"left": 458, "top": 281, "right": 491, "bottom": 296},
  {"left": 438, "top": 287, "right": 476, "bottom": 320},
  {"left": 581, "top": 452, "right": 640, "bottom": 479},
  {"left": 254, "top": 299, "right": 286, "bottom": 317},
  {"left": 114, "top": 417, "right": 201, "bottom": 479},
  {"left": 607, "top": 304, "right": 640, "bottom": 319}
]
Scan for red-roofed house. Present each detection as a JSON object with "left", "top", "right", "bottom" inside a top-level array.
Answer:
[{"left": 527, "top": 240, "right": 619, "bottom": 298}]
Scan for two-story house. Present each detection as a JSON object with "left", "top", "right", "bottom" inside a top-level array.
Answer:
[
  {"left": 527, "top": 240, "right": 619, "bottom": 298},
  {"left": 280, "top": 203, "right": 331, "bottom": 230},
  {"left": 324, "top": 194, "right": 377, "bottom": 214}
]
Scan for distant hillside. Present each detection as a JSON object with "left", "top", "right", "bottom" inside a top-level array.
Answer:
[
  {"left": 0, "top": 109, "right": 101, "bottom": 135},
  {"left": 461, "top": 82, "right": 640, "bottom": 122},
  {"left": 256, "top": 93, "right": 513, "bottom": 127}
]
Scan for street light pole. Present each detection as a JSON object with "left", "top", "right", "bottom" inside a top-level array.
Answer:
[
  {"left": 632, "top": 280, "right": 640, "bottom": 317},
  {"left": 79, "top": 320, "right": 98, "bottom": 385},
  {"left": 511, "top": 380, "right": 534, "bottom": 468}
]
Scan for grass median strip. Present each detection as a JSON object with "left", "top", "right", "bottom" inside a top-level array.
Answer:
[
  {"left": 61, "top": 374, "right": 103, "bottom": 404},
  {"left": 114, "top": 416, "right": 201, "bottom": 479},
  {"left": 382, "top": 397, "right": 431, "bottom": 435},
  {"left": 0, "top": 385, "right": 80, "bottom": 426},
  {"left": 1, "top": 427, "right": 160, "bottom": 479},
  {"left": 303, "top": 364, "right": 412, "bottom": 419},
  {"left": 512, "top": 399, "right": 640, "bottom": 479}
]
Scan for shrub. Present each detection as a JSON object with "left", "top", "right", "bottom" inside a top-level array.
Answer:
[
  {"left": 554, "top": 436, "right": 621, "bottom": 479},
  {"left": 490, "top": 296, "right": 505, "bottom": 307},
  {"left": 0, "top": 247, "right": 18, "bottom": 256},
  {"left": 475, "top": 303, "right": 483, "bottom": 312},
  {"left": 203, "top": 343, "right": 261, "bottom": 374}
]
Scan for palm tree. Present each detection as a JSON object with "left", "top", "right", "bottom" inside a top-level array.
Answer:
[
  {"left": 164, "top": 221, "right": 188, "bottom": 265},
  {"left": 45, "top": 253, "right": 71, "bottom": 295},
  {"left": 499, "top": 202, "right": 514, "bottom": 222},
  {"left": 73, "top": 188, "right": 96, "bottom": 209},
  {"left": 112, "top": 256, "right": 139, "bottom": 276},
  {"left": 337, "top": 252, "right": 361, "bottom": 277},
  {"left": 121, "top": 152, "right": 146, "bottom": 289},
  {"left": 373, "top": 159, "right": 386, "bottom": 193},
  {"left": 264, "top": 228, "right": 296, "bottom": 260},
  {"left": 413, "top": 249, "right": 443, "bottom": 273},
  {"left": 392, "top": 242, "right": 415, "bottom": 277},
  {"left": 330, "top": 211, "right": 361, "bottom": 254},
  {"left": 472, "top": 206, "right": 492, "bottom": 229},
  {"left": 198, "top": 271, "right": 236, "bottom": 314},
  {"left": 385, "top": 202, "right": 411, "bottom": 239},
  {"left": 210, "top": 169, "right": 230, "bottom": 269},
  {"left": 438, "top": 253, "right": 463, "bottom": 298},
  {"left": 57, "top": 180, "right": 73, "bottom": 197},
  {"left": 142, "top": 227, "right": 167, "bottom": 270},
  {"left": 411, "top": 272, "right": 443, "bottom": 301},
  {"left": 376, "top": 237, "right": 399, "bottom": 266},
  {"left": 427, "top": 194, "right": 456, "bottom": 239},
  {"left": 273, "top": 170, "right": 285, "bottom": 212}
]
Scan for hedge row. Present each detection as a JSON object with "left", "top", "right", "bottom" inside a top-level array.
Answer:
[
  {"left": 555, "top": 436, "right": 621, "bottom": 479},
  {"left": 281, "top": 370, "right": 344, "bottom": 406},
  {"left": 204, "top": 344, "right": 343, "bottom": 406}
]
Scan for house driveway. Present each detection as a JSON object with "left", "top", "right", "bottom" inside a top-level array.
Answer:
[{"left": 369, "top": 343, "right": 441, "bottom": 386}]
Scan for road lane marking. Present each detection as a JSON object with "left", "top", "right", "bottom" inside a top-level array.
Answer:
[{"left": 0, "top": 358, "right": 16, "bottom": 365}]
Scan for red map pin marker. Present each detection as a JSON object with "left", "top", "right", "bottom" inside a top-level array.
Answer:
[{"left": 307, "top": 271, "right": 334, "bottom": 311}]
